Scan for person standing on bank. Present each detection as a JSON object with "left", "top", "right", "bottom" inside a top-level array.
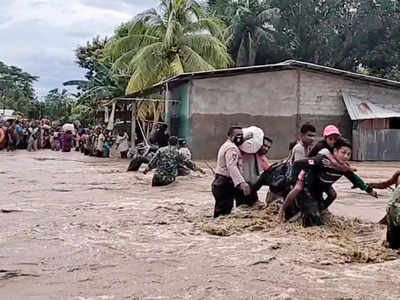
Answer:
[
  {"left": 212, "top": 126, "right": 252, "bottom": 218},
  {"left": 116, "top": 130, "right": 129, "bottom": 159}
]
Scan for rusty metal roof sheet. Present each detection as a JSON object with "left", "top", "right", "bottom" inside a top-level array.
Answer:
[{"left": 342, "top": 93, "right": 400, "bottom": 120}]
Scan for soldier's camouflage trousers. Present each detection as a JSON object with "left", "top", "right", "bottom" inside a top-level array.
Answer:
[
  {"left": 387, "top": 205, "right": 400, "bottom": 249},
  {"left": 152, "top": 173, "right": 176, "bottom": 187}
]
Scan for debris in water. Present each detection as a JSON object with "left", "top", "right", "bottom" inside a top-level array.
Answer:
[
  {"left": 202, "top": 203, "right": 400, "bottom": 264},
  {"left": 0, "top": 269, "right": 39, "bottom": 280},
  {"left": 1, "top": 209, "right": 23, "bottom": 213},
  {"left": 250, "top": 256, "right": 276, "bottom": 266}
]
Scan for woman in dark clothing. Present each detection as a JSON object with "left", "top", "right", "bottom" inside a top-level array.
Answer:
[{"left": 62, "top": 130, "right": 73, "bottom": 152}]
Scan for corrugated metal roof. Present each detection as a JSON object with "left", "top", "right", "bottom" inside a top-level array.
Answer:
[
  {"left": 162, "top": 60, "right": 400, "bottom": 88},
  {"left": 342, "top": 93, "right": 400, "bottom": 120},
  {"left": 127, "top": 60, "right": 400, "bottom": 98}
]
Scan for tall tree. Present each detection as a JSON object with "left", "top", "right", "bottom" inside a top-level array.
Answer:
[
  {"left": 268, "top": 0, "right": 361, "bottom": 68},
  {"left": 105, "top": 0, "right": 232, "bottom": 94},
  {"left": 75, "top": 36, "right": 109, "bottom": 80},
  {"left": 41, "top": 88, "right": 75, "bottom": 123},
  {"left": 209, "top": 0, "right": 278, "bottom": 66},
  {"left": 0, "top": 61, "right": 39, "bottom": 117},
  {"left": 228, "top": 0, "right": 278, "bottom": 66},
  {"left": 67, "top": 35, "right": 127, "bottom": 105},
  {"left": 355, "top": 0, "right": 400, "bottom": 79}
]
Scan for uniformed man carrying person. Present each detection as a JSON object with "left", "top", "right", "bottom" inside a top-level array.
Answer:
[
  {"left": 212, "top": 126, "right": 253, "bottom": 218},
  {"left": 143, "top": 136, "right": 204, "bottom": 186}
]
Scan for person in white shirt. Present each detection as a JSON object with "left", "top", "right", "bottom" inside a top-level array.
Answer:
[
  {"left": 94, "top": 127, "right": 105, "bottom": 157},
  {"left": 116, "top": 130, "right": 129, "bottom": 159},
  {"left": 27, "top": 122, "right": 39, "bottom": 152}
]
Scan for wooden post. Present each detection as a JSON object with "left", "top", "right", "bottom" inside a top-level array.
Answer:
[
  {"left": 131, "top": 102, "right": 136, "bottom": 151},
  {"left": 165, "top": 83, "right": 169, "bottom": 127}
]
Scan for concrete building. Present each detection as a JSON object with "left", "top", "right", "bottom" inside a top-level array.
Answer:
[{"left": 131, "top": 60, "right": 400, "bottom": 160}]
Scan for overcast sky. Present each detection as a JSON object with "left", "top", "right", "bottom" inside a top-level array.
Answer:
[{"left": 0, "top": 0, "right": 158, "bottom": 97}]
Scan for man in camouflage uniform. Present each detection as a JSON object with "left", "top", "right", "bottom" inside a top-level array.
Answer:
[
  {"left": 143, "top": 136, "right": 204, "bottom": 186},
  {"left": 386, "top": 186, "right": 400, "bottom": 249},
  {"left": 368, "top": 171, "right": 400, "bottom": 249}
]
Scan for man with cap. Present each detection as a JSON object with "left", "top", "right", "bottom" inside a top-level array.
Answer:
[
  {"left": 308, "top": 125, "right": 342, "bottom": 157},
  {"left": 143, "top": 136, "right": 204, "bottom": 186}
]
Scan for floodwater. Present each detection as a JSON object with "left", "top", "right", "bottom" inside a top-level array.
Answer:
[{"left": 1, "top": 150, "right": 400, "bottom": 300}]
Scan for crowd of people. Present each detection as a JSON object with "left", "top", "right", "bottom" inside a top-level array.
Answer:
[
  {"left": 0, "top": 118, "right": 122, "bottom": 158},
  {"left": 0, "top": 119, "right": 55, "bottom": 152}
]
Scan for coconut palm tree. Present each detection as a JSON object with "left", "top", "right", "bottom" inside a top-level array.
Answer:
[
  {"left": 224, "top": 0, "right": 278, "bottom": 66},
  {"left": 105, "top": 0, "right": 232, "bottom": 94}
]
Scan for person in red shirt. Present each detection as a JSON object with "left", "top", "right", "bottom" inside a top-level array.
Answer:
[{"left": 0, "top": 121, "right": 6, "bottom": 150}]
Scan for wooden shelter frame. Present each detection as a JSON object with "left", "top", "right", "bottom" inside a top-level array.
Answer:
[{"left": 102, "top": 96, "right": 180, "bottom": 151}]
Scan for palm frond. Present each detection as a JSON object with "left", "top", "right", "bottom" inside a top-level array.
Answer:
[
  {"left": 109, "top": 34, "right": 160, "bottom": 62},
  {"left": 125, "top": 43, "right": 169, "bottom": 93},
  {"left": 182, "top": 34, "right": 233, "bottom": 68},
  {"left": 171, "top": 54, "right": 185, "bottom": 74},
  {"left": 112, "top": 49, "right": 137, "bottom": 72},
  {"left": 180, "top": 45, "right": 216, "bottom": 72}
]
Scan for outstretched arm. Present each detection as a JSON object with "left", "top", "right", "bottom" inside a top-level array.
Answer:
[
  {"left": 368, "top": 171, "right": 400, "bottom": 189},
  {"left": 344, "top": 172, "right": 377, "bottom": 198},
  {"left": 178, "top": 152, "right": 205, "bottom": 174},
  {"left": 183, "top": 159, "right": 205, "bottom": 174}
]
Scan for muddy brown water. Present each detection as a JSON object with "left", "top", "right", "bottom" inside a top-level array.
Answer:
[{"left": 1, "top": 150, "right": 400, "bottom": 299}]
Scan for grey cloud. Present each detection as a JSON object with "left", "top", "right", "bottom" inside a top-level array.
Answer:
[
  {"left": 79, "top": 0, "right": 157, "bottom": 11},
  {"left": 0, "top": 0, "right": 157, "bottom": 96}
]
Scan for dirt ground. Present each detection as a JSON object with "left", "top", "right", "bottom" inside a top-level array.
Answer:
[{"left": 1, "top": 150, "right": 400, "bottom": 300}]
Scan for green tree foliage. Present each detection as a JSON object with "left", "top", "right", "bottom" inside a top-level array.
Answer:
[
  {"left": 39, "top": 88, "right": 93, "bottom": 126},
  {"left": 354, "top": 0, "right": 400, "bottom": 79},
  {"left": 41, "top": 88, "right": 74, "bottom": 123},
  {"left": 66, "top": 36, "right": 127, "bottom": 126},
  {"left": 268, "top": 0, "right": 363, "bottom": 68},
  {"left": 224, "top": 0, "right": 278, "bottom": 66},
  {"left": 75, "top": 36, "right": 109, "bottom": 80},
  {"left": 70, "top": 104, "right": 93, "bottom": 124},
  {"left": 63, "top": 62, "right": 125, "bottom": 103},
  {"left": 207, "top": 0, "right": 400, "bottom": 80},
  {"left": 68, "top": 0, "right": 400, "bottom": 101},
  {"left": 0, "top": 61, "right": 39, "bottom": 118},
  {"left": 105, "top": 0, "right": 232, "bottom": 94}
]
